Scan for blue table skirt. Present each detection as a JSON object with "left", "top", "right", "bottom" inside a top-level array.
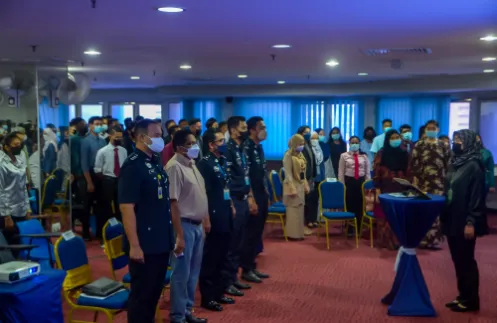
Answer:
[
  {"left": 379, "top": 194, "right": 445, "bottom": 317},
  {"left": 0, "top": 269, "right": 66, "bottom": 323}
]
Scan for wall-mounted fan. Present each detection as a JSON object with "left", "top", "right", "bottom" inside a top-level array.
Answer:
[
  {"left": 56, "top": 73, "right": 91, "bottom": 105},
  {"left": 38, "top": 76, "right": 62, "bottom": 107},
  {"left": 0, "top": 72, "right": 35, "bottom": 108}
]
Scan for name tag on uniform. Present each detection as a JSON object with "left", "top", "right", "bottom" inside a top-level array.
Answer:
[
  {"left": 158, "top": 186, "right": 163, "bottom": 199},
  {"left": 223, "top": 189, "right": 230, "bottom": 200},
  {"left": 245, "top": 176, "right": 250, "bottom": 185}
]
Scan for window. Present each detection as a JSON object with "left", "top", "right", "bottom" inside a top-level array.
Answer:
[
  {"left": 111, "top": 104, "right": 134, "bottom": 124},
  {"left": 480, "top": 101, "right": 497, "bottom": 160},
  {"left": 328, "top": 101, "right": 358, "bottom": 141},
  {"left": 193, "top": 100, "right": 221, "bottom": 126},
  {"left": 69, "top": 105, "right": 76, "bottom": 121},
  {"left": 449, "top": 102, "right": 470, "bottom": 138},
  {"left": 139, "top": 104, "right": 162, "bottom": 120},
  {"left": 81, "top": 104, "right": 103, "bottom": 122},
  {"left": 301, "top": 101, "right": 325, "bottom": 132}
]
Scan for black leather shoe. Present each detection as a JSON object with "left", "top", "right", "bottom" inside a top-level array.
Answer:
[
  {"left": 201, "top": 300, "right": 223, "bottom": 312},
  {"left": 253, "top": 270, "right": 269, "bottom": 279},
  {"left": 186, "top": 314, "right": 208, "bottom": 323},
  {"left": 234, "top": 280, "right": 252, "bottom": 289},
  {"left": 450, "top": 301, "right": 480, "bottom": 313},
  {"left": 445, "top": 297, "right": 460, "bottom": 308},
  {"left": 217, "top": 296, "right": 236, "bottom": 304},
  {"left": 241, "top": 271, "right": 262, "bottom": 283},
  {"left": 225, "top": 285, "right": 244, "bottom": 297}
]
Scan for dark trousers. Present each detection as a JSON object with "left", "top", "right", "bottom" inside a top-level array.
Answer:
[
  {"left": 240, "top": 192, "right": 268, "bottom": 273},
  {"left": 127, "top": 252, "right": 170, "bottom": 323},
  {"left": 2, "top": 216, "right": 27, "bottom": 258},
  {"left": 102, "top": 176, "right": 121, "bottom": 222},
  {"left": 80, "top": 173, "right": 103, "bottom": 239},
  {"left": 447, "top": 235, "right": 480, "bottom": 304},
  {"left": 344, "top": 176, "right": 365, "bottom": 226},
  {"left": 221, "top": 198, "right": 249, "bottom": 287},
  {"left": 304, "top": 181, "right": 318, "bottom": 225},
  {"left": 199, "top": 232, "right": 231, "bottom": 302}
]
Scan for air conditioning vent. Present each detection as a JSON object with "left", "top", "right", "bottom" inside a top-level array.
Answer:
[{"left": 361, "top": 48, "right": 432, "bottom": 56}]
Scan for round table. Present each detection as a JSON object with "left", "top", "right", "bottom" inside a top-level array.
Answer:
[{"left": 378, "top": 193, "right": 445, "bottom": 317}]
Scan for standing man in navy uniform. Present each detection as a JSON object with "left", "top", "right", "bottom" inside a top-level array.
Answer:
[
  {"left": 119, "top": 119, "right": 185, "bottom": 323},
  {"left": 197, "top": 129, "right": 236, "bottom": 312},
  {"left": 222, "top": 116, "right": 258, "bottom": 297},
  {"left": 240, "top": 116, "right": 270, "bottom": 283}
]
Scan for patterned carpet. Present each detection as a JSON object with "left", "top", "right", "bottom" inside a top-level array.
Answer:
[{"left": 67, "top": 217, "right": 497, "bottom": 323}]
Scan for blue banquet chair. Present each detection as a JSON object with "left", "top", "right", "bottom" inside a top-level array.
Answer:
[
  {"left": 317, "top": 181, "right": 359, "bottom": 249},
  {"left": 0, "top": 230, "right": 38, "bottom": 264},
  {"left": 102, "top": 219, "right": 170, "bottom": 320},
  {"left": 361, "top": 180, "right": 376, "bottom": 248},
  {"left": 55, "top": 233, "right": 129, "bottom": 323},
  {"left": 279, "top": 167, "right": 285, "bottom": 182},
  {"left": 267, "top": 171, "right": 287, "bottom": 241},
  {"left": 16, "top": 219, "right": 60, "bottom": 269},
  {"left": 42, "top": 175, "right": 69, "bottom": 230}
]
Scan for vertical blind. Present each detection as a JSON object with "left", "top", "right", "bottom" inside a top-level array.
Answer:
[
  {"left": 39, "top": 97, "right": 70, "bottom": 128},
  {"left": 193, "top": 100, "right": 222, "bottom": 126}
]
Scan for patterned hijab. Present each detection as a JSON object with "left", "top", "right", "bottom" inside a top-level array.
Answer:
[
  {"left": 287, "top": 134, "right": 307, "bottom": 181},
  {"left": 451, "top": 129, "right": 480, "bottom": 169}
]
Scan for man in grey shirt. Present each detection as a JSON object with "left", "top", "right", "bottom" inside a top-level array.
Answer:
[{"left": 80, "top": 116, "right": 106, "bottom": 242}]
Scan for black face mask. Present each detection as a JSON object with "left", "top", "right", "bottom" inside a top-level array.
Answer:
[
  {"left": 452, "top": 143, "right": 463, "bottom": 155},
  {"left": 10, "top": 146, "right": 22, "bottom": 155},
  {"left": 114, "top": 139, "right": 122, "bottom": 146},
  {"left": 195, "top": 129, "right": 202, "bottom": 137},
  {"left": 239, "top": 131, "right": 249, "bottom": 140},
  {"left": 365, "top": 132, "right": 374, "bottom": 140},
  {"left": 79, "top": 126, "right": 88, "bottom": 136}
]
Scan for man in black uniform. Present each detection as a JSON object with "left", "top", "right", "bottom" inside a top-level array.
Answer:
[
  {"left": 240, "top": 116, "right": 270, "bottom": 283},
  {"left": 119, "top": 119, "right": 185, "bottom": 323},
  {"left": 197, "top": 129, "right": 236, "bottom": 312},
  {"left": 221, "top": 116, "right": 258, "bottom": 297}
]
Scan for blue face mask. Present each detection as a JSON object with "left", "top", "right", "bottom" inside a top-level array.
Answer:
[
  {"left": 384, "top": 127, "right": 392, "bottom": 133},
  {"left": 390, "top": 139, "right": 402, "bottom": 148},
  {"left": 303, "top": 133, "right": 311, "bottom": 141},
  {"left": 350, "top": 143, "right": 360, "bottom": 152},
  {"left": 331, "top": 134, "right": 340, "bottom": 141},
  {"left": 425, "top": 130, "right": 438, "bottom": 139},
  {"left": 319, "top": 135, "right": 326, "bottom": 143},
  {"left": 101, "top": 124, "right": 108, "bottom": 131},
  {"left": 1, "top": 125, "right": 7, "bottom": 130},
  {"left": 94, "top": 126, "right": 104, "bottom": 134},
  {"left": 402, "top": 132, "right": 412, "bottom": 141},
  {"left": 217, "top": 143, "right": 227, "bottom": 154}
]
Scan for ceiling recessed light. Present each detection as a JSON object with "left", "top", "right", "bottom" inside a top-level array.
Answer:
[
  {"left": 482, "top": 57, "right": 496, "bottom": 62},
  {"left": 84, "top": 49, "right": 101, "bottom": 55},
  {"left": 358, "top": 72, "right": 368, "bottom": 76},
  {"left": 480, "top": 35, "right": 497, "bottom": 42},
  {"left": 238, "top": 75, "right": 248, "bottom": 78},
  {"left": 180, "top": 64, "right": 192, "bottom": 70},
  {"left": 277, "top": 81, "right": 285, "bottom": 84},
  {"left": 465, "top": 98, "right": 472, "bottom": 102},
  {"left": 483, "top": 69, "right": 495, "bottom": 73},
  {"left": 130, "top": 76, "right": 140, "bottom": 80},
  {"left": 158, "top": 7, "right": 184, "bottom": 13},
  {"left": 326, "top": 60, "right": 339, "bottom": 67},
  {"left": 272, "top": 44, "right": 291, "bottom": 49}
]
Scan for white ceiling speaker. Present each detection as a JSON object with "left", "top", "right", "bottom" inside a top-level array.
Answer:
[
  {"left": 0, "top": 72, "right": 35, "bottom": 108},
  {"left": 56, "top": 72, "right": 91, "bottom": 105}
]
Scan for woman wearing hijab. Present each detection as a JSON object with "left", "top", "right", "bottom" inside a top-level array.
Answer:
[
  {"left": 372, "top": 129, "right": 410, "bottom": 250},
  {"left": 475, "top": 133, "right": 495, "bottom": 198},
  {"left": 442, "top": 130, "right": 487, "bottom": 313},
  {"left": 41, "top": 127, "right": 58, "bottom": 176},
  {"left": 315, "top": 128, "right": 334, "bottom": 179},
  {"left": 282, "top": 134, "right": 309, "bottom": 240},
  {"left": 328, "top": 127, "right": 347, "bottom": 177},
  {"left": 338, "top": 136, "right": 371, "bottom": 233},
  {"left": 310, "top": 132, "right": 325, "bottom": 228}
]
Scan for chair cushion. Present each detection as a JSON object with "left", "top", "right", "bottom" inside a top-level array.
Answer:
[
  {"left": 272, "top": 202, "right": 284, "bottom": 207},
  {"left": 77, "top": 289, "right": 129, "bottom": 309},
  {"left": 322, "top": 211, "right": 355, "bottom": 219},
  {"left": 54, "top": 199, "right": 68, "bottom": 205},
  {"left": 123, "top": 270, "right": 172, "bottom": 285},
  {"left": 268, "top": 206, "right": 286, "bottom": 213},
  {"left": 365, "top": 211, "right": 375, "bottom": 218}
]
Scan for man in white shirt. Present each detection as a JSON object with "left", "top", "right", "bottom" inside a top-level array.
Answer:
[
  {"left": 370, "top": 118, "right": 393, "bottom": 155},
  {"left": 94, "top": 126, "right": 127, "bottom": 244}
]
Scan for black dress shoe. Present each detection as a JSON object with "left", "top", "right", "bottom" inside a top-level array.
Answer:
[
  {"left": 241, "top": 271, "right": 262, "bottom": 283},
  {"left": 225, "top": 285, "right": 244, "bottom": 297},
  {"left": 201, "top": 300, "right": 223, "bottom": 312},
  {"left": 253, "top": 270, "right": 269, "bottom": 279},
  {"left": 186, "top": 314, "right": 208, "bottom": 323},
  {"left": 445, "top": 297, "right": 460, "bottom": 308},
  {"left": 450, "top": 301, "right": 480, "bottom": 313},
  {"left": 217, "top": 296, "right": 236, "bottom": 304},
  {"left": 234, "top": 280, "right": 252, "bottom": 289}
]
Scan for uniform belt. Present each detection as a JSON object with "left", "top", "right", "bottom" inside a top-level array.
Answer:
[
  {"left": 181, "top": 218, "right": 202, "bottom": 226},
  {"left": 231, "top": 194, "right": 247, "bottom": 201}
]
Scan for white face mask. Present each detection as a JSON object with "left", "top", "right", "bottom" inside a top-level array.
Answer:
[
  {"left": 311, "top": 139, "right": 319, "bottom": 146},
  {"left": 186, "top": 144, "right": 200, "bottom": 159},
  {"left": 146, "top": 136, "right": 165, "bottom": 153},
  {"left": 257, "top": 129, "right": 267, "bottom": 141}
]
